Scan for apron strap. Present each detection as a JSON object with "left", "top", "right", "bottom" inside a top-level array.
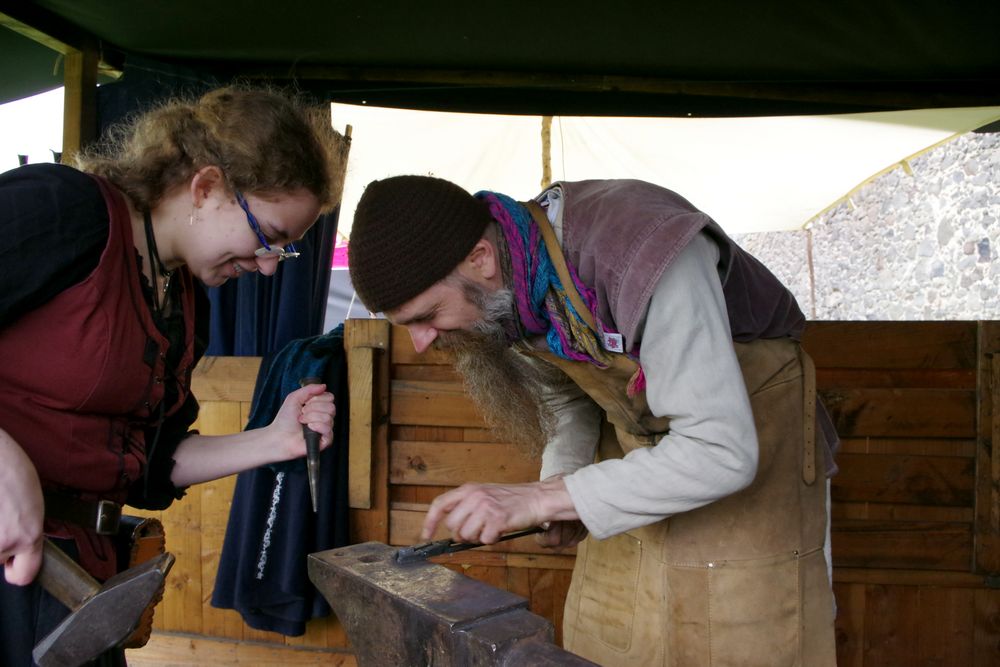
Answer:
[
  {"left": 523, "top": 200, "right": 600, "bottom": 334},
  {"left": 800, "top": 348, "right": 817, "bottom": 485}
]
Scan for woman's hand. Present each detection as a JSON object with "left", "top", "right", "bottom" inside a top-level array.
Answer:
[
  {"left": 171, "top": 384, "right": 337, "bottom": 486},
  {"left": 0, "top": 428, "right": 44, "bottom": 585},
  {"left": 268, "top": 383, "right": 336, "bottom": 461}
]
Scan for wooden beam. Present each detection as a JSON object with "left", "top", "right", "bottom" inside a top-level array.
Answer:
[
  {"left": 540, "top": 116, "right": 552, "bottom": 189},
  {"left": 0, "top": 3, "right": 123, "bottom": 74},
  {"left": 250, "top": 63, "right": 1000, "bottom": 111},
  {"left": 0, "top": 7, "right": 78, "bottom": 56},
  {"left": 61, "top": 46, "right": 98, "bottom": 162}
]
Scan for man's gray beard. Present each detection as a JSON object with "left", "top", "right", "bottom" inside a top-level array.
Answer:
[{"left": 434, "top": 279, "right": 557, "bottom": 457}]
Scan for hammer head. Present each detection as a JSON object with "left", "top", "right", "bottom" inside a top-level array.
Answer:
[{"left": 33, "top": 552, "right": 175, "bottom": 667}]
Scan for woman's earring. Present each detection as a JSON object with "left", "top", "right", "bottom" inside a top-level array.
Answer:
[{"left": 189, "top": 208, "right": 198, "bottom": 226}]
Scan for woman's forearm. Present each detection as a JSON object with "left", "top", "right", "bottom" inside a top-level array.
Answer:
[
  {"left": 169, "top": 428, "right": 284, "bottom": 487},
  {"left": 170, "top": 383, "right": 335, "bottom": 487}
]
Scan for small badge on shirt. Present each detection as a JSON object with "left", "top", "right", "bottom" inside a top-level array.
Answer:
[{"left": 602, "top": 331, "right": 624, "bottom": 353}]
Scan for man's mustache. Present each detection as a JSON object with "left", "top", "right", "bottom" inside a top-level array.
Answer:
[{"left": 434, "top": 328, "right": 495, "bottom": 351}]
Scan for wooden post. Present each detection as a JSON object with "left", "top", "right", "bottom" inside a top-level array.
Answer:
[
  {"left": 61, "top": 45, "right": 98, "bottom": 163},
  {"left": 975, "top": 322, "right": 1000, "bottom": 574},
  {"left": 345, "top": 319, "right": 390, "bottom": 520},
  {"left": 540, "top": 115, "right": 552, "bottom": 189}
]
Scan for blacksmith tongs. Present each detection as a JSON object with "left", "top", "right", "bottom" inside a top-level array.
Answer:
[{"left": 394, "top": 527, "right": 545, "bottom": 565}]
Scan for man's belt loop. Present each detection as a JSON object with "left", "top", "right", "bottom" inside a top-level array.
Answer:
[{"left": 43, "top": 492, "right": 123, "bottom": 536}]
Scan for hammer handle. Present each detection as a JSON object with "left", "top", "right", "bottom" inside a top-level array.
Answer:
[{"left": 38, "top": 539, "right": 100, "bottom": 611}]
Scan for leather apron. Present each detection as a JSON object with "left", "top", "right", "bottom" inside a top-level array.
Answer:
[{"left": 522, "top": 202, "right": 836, "bottom": 666}]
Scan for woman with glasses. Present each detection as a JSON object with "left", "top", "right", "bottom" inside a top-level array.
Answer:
[{"left": 0, "top": 85, "right": 346, "bottom": 665}]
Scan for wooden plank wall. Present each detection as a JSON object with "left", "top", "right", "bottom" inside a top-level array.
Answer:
[
  {"left": 380, "top": 320, "right": 1000, "bottom": 665},
  {"left": 127, "top": 321, "right": 1000, "bottom": 665},
  {"left": 804, "top": 322, "right": 1000, "bottom": 667}
]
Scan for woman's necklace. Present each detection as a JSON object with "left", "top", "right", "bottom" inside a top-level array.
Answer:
[{"left": 142, "top": 209, "right": 174, "bottom": 315}]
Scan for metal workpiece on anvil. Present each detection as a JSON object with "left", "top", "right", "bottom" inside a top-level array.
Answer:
[
  {"left": 394, "top": 527, "right": 546, "bottom": 564},
  {"left": 308, "top": 542, "right": 597, "bottom": 666}
]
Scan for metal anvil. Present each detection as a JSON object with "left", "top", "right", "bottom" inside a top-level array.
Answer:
[{"left": 308, "top": 542, "right": 596, "bottom": 666}]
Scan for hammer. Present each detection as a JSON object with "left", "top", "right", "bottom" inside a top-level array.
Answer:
[{"left": 31, "top": 538, "right": 175, "bottom": 667}]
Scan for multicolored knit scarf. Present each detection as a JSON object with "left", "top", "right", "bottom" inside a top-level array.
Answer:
[{"left": 475, "top": 191, "right": 645, "bottom": 394}]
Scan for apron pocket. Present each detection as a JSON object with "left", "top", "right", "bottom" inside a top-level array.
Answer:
[
  {"left": 573, "top": 532, "right": 642, "bottom": 652},
  {"left": 666, "top": 552, "right": 800, "bottom": 667}
]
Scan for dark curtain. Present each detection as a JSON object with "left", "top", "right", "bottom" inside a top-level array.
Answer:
[
  {"left": 96, "top": 55, "right": 337, "bottom": 355},
  {"left": 211, "top": 326, "right": 350, "bottom": 635},
  {"left": 96, "top": 56, "right": 218, "bottom": 132}
]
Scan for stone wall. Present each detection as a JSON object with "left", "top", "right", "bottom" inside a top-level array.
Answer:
[{"left": 733, "top": 130, "right": 1000, "bottom": 320}]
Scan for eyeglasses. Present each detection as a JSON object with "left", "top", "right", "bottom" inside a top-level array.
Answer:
[{"left": 235, "top": 191, "right": 300, "bottom": 261}]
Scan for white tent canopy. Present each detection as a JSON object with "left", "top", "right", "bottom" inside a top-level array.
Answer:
[
  {"left": 3, "top": 92, "right": 996, "bottom": 234},
  {"left": 333, "top": 104, "right": 1000, "bottom": 235}
]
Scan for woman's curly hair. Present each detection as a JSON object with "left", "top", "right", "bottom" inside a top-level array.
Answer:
[{"left": 75, "top": 85, "right": 348, "bottom": 212}]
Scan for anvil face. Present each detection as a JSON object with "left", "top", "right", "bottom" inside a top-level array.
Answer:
[{"left": 308, "top": 542, "right": 596, "bottom": 666}]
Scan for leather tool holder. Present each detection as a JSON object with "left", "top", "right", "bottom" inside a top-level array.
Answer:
[{"left": 115, "top": 515, "right": 168, "bottom": 649}]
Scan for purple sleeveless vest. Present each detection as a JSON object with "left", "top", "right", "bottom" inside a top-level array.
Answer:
[{"left": 550, "top": 179, "right": 804, "bottom": 351}]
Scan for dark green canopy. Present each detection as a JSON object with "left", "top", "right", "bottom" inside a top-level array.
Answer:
[{"left": 2, "top": 0, "right": 999, "bottom": 115}]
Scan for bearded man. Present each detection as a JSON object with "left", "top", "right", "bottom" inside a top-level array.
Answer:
[{"left": 347, "top": 175, "right": 838, "bottom": 666}]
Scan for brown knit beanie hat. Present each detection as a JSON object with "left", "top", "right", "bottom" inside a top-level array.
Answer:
[{"left": 348, "top": 175, "right": 493, "bottom": 313}]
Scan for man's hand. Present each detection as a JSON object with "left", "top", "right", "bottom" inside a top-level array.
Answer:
[
  {"left": 536, "top": 520, "right": 589, "bottom": 550},
  {"left": 421, "top": 476, "right": 578, "bottom": 544},
  {"left": 0, "top": 428, "right": 44, "bottom": 585}
]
